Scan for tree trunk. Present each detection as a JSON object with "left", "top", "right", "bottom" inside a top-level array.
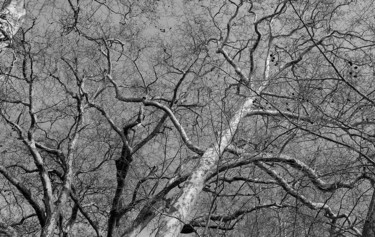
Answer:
[
  {"left": 153, "top": 98, "right": 255, "bottom": 237},
  {"left": 107, "top": 146, "right": 132, "bottom": 237}
]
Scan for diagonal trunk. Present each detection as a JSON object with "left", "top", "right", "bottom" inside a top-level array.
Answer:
[{"left": 136, "top": 97, "right": 255, "bottom": 237}]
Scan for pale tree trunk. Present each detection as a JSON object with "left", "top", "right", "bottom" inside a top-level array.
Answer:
[
  {"left": 363, "top": 182, "right": 375, "bottom": 237},
  {"left": 154, "top": 97, "right": 255, "bottom": 237}
]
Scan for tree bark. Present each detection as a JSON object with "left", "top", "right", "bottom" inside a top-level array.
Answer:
[
  {"left": 153, "top": 98, "right": 255, "bottom": 237},
  {"left": 107, "top": 146, "right": 132, "bottom": 237}
]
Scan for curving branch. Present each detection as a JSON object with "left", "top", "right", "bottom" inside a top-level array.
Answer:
[
  {"left": 255, "top": 161, "right": 345, "bottom": 218},
  {"left": 105, "top": 74, "right": 143, "bottom": 103},
  {"left": 208, "top": 145, "right": 368, "bottom": 194},
  {"left": 256, "top": 155, "right": 365, "bottom": 192},
  {"left": 143, "top": 99, "right": 204, "bottom": 155},
  {"left": 0, "top": 165, "right": 45, "bottom": 226},
  {"left": 216, "top": 176, "right": 277, "bottom": 185}
]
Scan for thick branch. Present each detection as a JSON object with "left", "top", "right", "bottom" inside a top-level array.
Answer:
[
  {"left": 255, "top": 161, "right": 342, "bottom": 218},
  {"left": 143, "top": 99, "right": 204, "bottom": 155},
  {"left": 0, "top": 165, "right": 45, "bottom": 225}
]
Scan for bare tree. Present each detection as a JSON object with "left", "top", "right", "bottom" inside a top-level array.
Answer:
[{"left": 2, "top": 0, "right": 375, "bottom": 237}]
